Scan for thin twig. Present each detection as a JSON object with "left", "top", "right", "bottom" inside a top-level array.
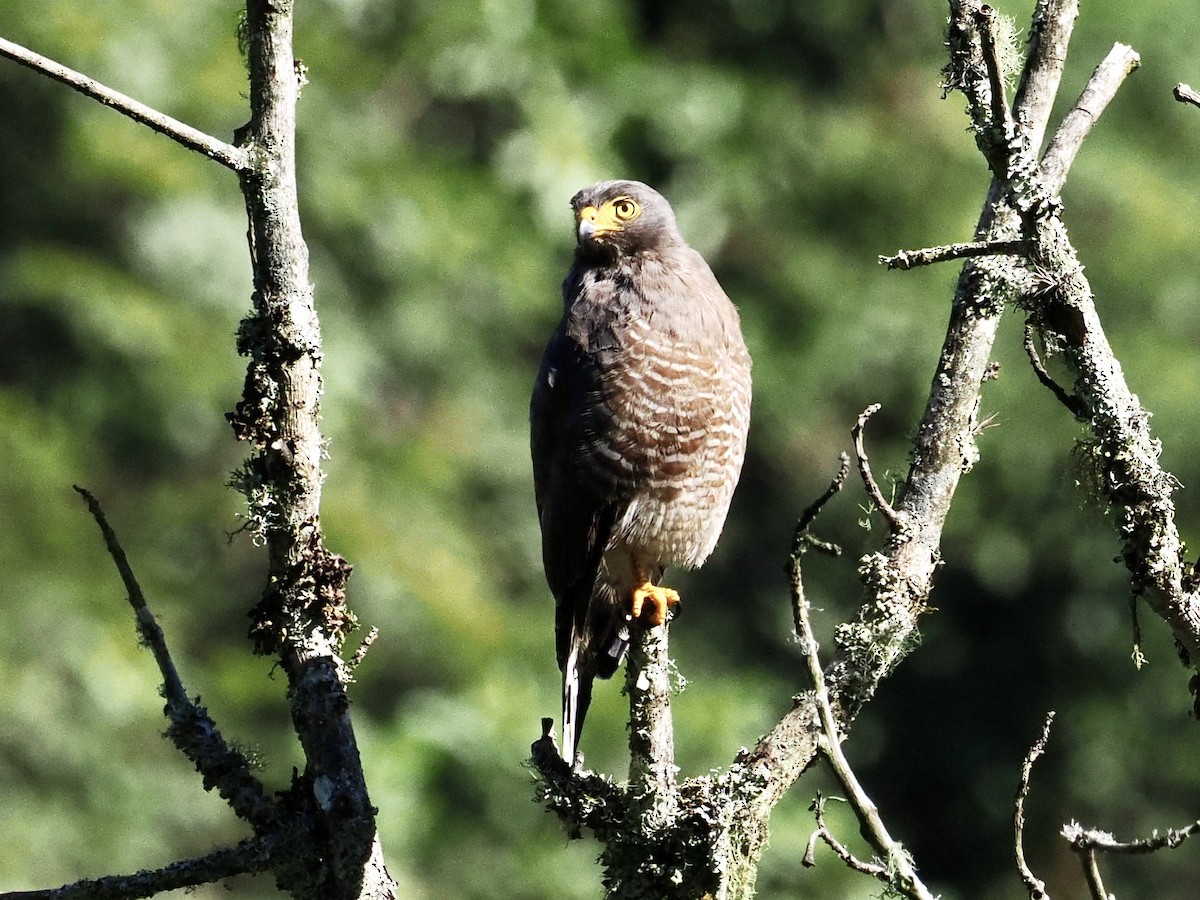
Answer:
[
  {"left": 791, "top": 453, "right": 850, "bottom": 556},
  {"left": 1129, "top": 591, "right": 1147, "bottom": 670},
  {"left": 73, "top": 486, "right": 188, "bottom": 709},
  {"left": 1174, "top": 83, "right": 1200, "bottom": 109},
  {"left": 803, "top": 793, "right": 887, "bottom": 877},
  {"left": 1013, "top": 0, "right": 1080, "bottom": 153},
  {"left": 0, "top": 36, "right": 248, "bottom": 171},
  {"left": 1065, "top": 818, "right": 1200, "bottom": 855},
  {"left": 851, "top": 405, "right": 902, "bottom": 533},
  {"left": 1061, "top": 817, "right": 1200, "bottom": 900},
  {"left": 791, "top": 551, "right": 935, "bottom": 900},
  {"left": 788, "top": 457, "right": 849, "bottom": 640},
  {"left": 348, "top": 626, "right": 380, "bottom": 671},
  {"left": 879, "top": 238, "right": 1032, "bottom": 271},
  {"left": 1022, "top": 321, "right": 1084, "bottom": 417},
  {"left": 1041, "top": 43, "right": 1141, "bottom": 194},
  {"left": 1079, "top": 847, "right": 1107, "bottom": 900},
  {"left": 976, "top": 6, "right": 1016, "bottom": 141},
  {"left": 72, "top": 486, "right": 276, "bottom": 828},
  {"left": 1014, "top": 712, "right": 1055, "bottom": 900},
  {"left": 0, "top": 837, "right": 270, "bottom": 900}
]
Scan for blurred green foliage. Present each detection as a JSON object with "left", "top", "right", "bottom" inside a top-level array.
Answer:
[{"left": 1, "top": 1, "right": 1199, "bottom": 897}]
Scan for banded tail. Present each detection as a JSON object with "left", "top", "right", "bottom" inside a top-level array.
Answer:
[{"left": 559, "top": 612, "right": 630, "bottom": 766}]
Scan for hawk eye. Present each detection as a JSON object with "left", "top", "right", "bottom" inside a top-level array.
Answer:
[{"left": 611, "top": 198, "right": 640, "bottom": 221}]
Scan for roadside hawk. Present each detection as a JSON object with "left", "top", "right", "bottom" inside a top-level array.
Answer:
[{"left": 530, "top": 179, "right": 752, "bottom": 764}]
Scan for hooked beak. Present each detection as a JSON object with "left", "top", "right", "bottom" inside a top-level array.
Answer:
[{"left": 576, "top": 204, "right": 618, "bottom": 244}]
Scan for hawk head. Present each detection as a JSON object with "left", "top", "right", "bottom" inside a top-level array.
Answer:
[{"left": 570, "top": 180, "right": 681, "bottom": 258}]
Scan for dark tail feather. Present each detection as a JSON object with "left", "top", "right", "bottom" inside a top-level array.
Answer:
[{"left": 561, "top": 646, "right": 593, "bottom": 767}]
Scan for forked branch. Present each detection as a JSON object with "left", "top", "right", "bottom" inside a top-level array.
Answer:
[{"left": 1063, "top": 817, "right": 1200, "bottom": 900}]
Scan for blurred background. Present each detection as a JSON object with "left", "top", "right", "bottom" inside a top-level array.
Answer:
[{"left": 2, "top": 1, "right": 1200, "bottom": 897}]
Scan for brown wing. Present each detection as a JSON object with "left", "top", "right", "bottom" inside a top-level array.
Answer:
[{"left": 530, "top": 319, "right": 624, "bottom": 669}]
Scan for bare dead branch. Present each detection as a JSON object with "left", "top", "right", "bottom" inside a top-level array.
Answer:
[
  {"left": 72, "top": 486, "right": 277, "bottom": 828},
  {"left": 625, "top": 621, "right": 677, "bottom": 823},
  {"left": 72, "top": 486, "right": 187, "bottom": 709},
  {"left": 1022, "top": 321, "right": 1083, "bottom": 416},
  {"left": 1014, "top": 712, "right": 1055, "bottom": 900},
  {"left": 0, "top": 35, "right": 248, "bottom": 171},
  {"left": 791, "top": 539, "right": 934, "bottom": 900},
  {"left": 1173, "top": 82, "right": 1200, "bottom": 109},
  {"left": 0, "top": 837, "right": 269, "bottom": 900},
  {"left": 1041, "top": 43, "right": 1141, "bottom": 194},
  {"left": 792, "top": 453, "right": 850, "bottom": 557},
  {"left": 976, "top": 5, "right": 1017, "bottom": 143},
  {"left": 1013, "top": 0, "right": 1080, "bottom": 153},
  {"left": 347, "top": 626, "right": 380, "bottom": 672},
  {"left": 851, "top": 404, "right": 902, "bottom": 533},
  {"left": 803, "top": 794, "right": 887, "bottom": 877},
  {"left": 879, "top": 238, "right": 1032, "bottom": 271}
]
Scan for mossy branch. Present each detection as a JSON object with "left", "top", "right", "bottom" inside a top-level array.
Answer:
[{"left": 0, "top": 3, "right": 395, "bottom": 898}]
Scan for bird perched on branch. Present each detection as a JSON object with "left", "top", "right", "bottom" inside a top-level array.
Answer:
[{"left": 530, "top": 180, "right": 752, "bottom": 765}]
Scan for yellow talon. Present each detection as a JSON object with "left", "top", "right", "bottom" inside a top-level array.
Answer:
[{"left": 631, "top": 582, "right": 680, "bottom": 627}]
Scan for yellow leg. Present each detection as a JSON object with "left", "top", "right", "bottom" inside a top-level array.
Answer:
[{"left": 631, "top": 581, "right": 680, "bottom": 627}]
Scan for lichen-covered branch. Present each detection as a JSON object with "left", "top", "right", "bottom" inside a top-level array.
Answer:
[
  {"left": 879, "top": 238, "right": 1031, "bottom": 270},
  {"left": 0, "top": 3, "right": 396, "bottom": 898},
  {"left": 741, "top": 0, "right": 1085, "bottom": 814},
  {"left": 1024, "top": 224, "right": 1200, "bottom": 673},
  {"left": 226, "top": 2, "right": 390, "bottom": 897},
  {"left": 626, "top": 622, "right": 678, "bottom": 826},
  {"left": 1009, "top": 40, "right": 1200, "bottom": 686},
  {"left": 1062, "top": 817, "right": 1200, "bottom": 900}
]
